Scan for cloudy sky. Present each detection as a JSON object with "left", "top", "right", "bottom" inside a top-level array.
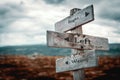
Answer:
[{"left": 0, "top": 0, "right": 120, "bottom": 46}]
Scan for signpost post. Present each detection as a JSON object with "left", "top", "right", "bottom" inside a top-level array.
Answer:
[
  {"left": 71, "top": 27, "right": 85, "bottom": 80},
  {"left": 47, "top": 5, "right": 109, "bottom": 80}
]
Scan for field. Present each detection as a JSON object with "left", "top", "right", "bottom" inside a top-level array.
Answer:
[{"left": 0, "top": 55, "right": 120, "bottom": 80}]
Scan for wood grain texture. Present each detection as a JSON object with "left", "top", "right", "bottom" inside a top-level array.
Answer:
[
  {"left": 55, "top": 5, "right": 94, "bottom": 32},
  {"left": 47, "top": 31, "right": 109, "bottom": 50},
  {"left": 69, "top": 9, "right": 85, "bottom": 80},
  {"left": 73, "top": 69, "right": 85, "bottom": 80},
  {"left": 56, "top": 50, "right": 98, "bottom": 73},
  {"left": 70, "top": 26, "right": 85, "bottom": 80}
]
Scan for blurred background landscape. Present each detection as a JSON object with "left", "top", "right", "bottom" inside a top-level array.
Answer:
[
  {"left": 0, "top": 43, "right": 120, "bottom": 80},
  {"left": 0, "top": 43, "right": 120, "bottom": 56},
  {"left": 0, "top": 0, "right": 120, "bottom": 80}
]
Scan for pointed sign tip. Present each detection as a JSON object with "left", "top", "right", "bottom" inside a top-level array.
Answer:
[{"left": 85, "top": 12, "right": 89, "bottom": 17}]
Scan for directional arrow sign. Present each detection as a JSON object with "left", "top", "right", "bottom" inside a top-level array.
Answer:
[
  {"left": 55, "top": 5, "right": 94, "bottom": 32},
  {"left": 85, "top": 12, "right": 89, "bottom": 17},
  {"left": 47, "top": 31, "right": 109, "bottom": 50},
  {"left": 56, "top": 50, "right": 98, "bottom": 73}
]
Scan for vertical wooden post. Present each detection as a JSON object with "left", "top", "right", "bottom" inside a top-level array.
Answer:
[
  {"left": 73, "top": 69, "right": 84, "bottom": 80},
  {"left": 70, "top": 8, "right": 85, "bottom": 80},
  {"left": 71, "top": 28, "right": 85, "bottom": 80}
]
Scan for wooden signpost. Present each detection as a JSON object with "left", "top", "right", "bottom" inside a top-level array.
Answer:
[
  {"left": 47, "top": 31, "right": 109, "bottom": 50},
  {"left": 47, "top": 5, "right": 109, "bottom": 80}
]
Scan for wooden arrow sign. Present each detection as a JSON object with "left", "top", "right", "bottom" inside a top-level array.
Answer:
[
  {"left": 55, "top": 5, "right": 94, "bottom": 32},
  {"left": 56, "top": 50, "right": 98, "bottom": 73},
  {"left": 47, "top": 31, "right": 109, "bottom": 50}
]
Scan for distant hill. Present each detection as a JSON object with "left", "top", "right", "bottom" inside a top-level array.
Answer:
[
  {"left": 0, "top": 44, "right": 120, "bottom": 56},
  {"left": 0, "top": 44, "right": 71, "bottom": 56},
  {"left": 96, "top": 43, "right": 120, "bottom": 56}
]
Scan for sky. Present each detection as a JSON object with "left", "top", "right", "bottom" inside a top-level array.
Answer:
[{"left": 0, "top": 0, "right": 120, "bottom": 46}]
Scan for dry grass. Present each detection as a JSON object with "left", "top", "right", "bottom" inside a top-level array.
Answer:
[{"left": 0, "top": 55, "right": 120, "bottom": 80}]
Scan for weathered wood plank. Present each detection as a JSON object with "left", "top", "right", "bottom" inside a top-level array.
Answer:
[
  {"left": 55, "top": 5, "right": 94, "bottom": 32},
  {"left": 73, "top": 69, "right": 84, "bottom": 80},
  {"left": 47, "top": 31, "right": 109, "bottom": 50},
  {"left": 56, "top": 50, "right": 98, "bottom": 73}
]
